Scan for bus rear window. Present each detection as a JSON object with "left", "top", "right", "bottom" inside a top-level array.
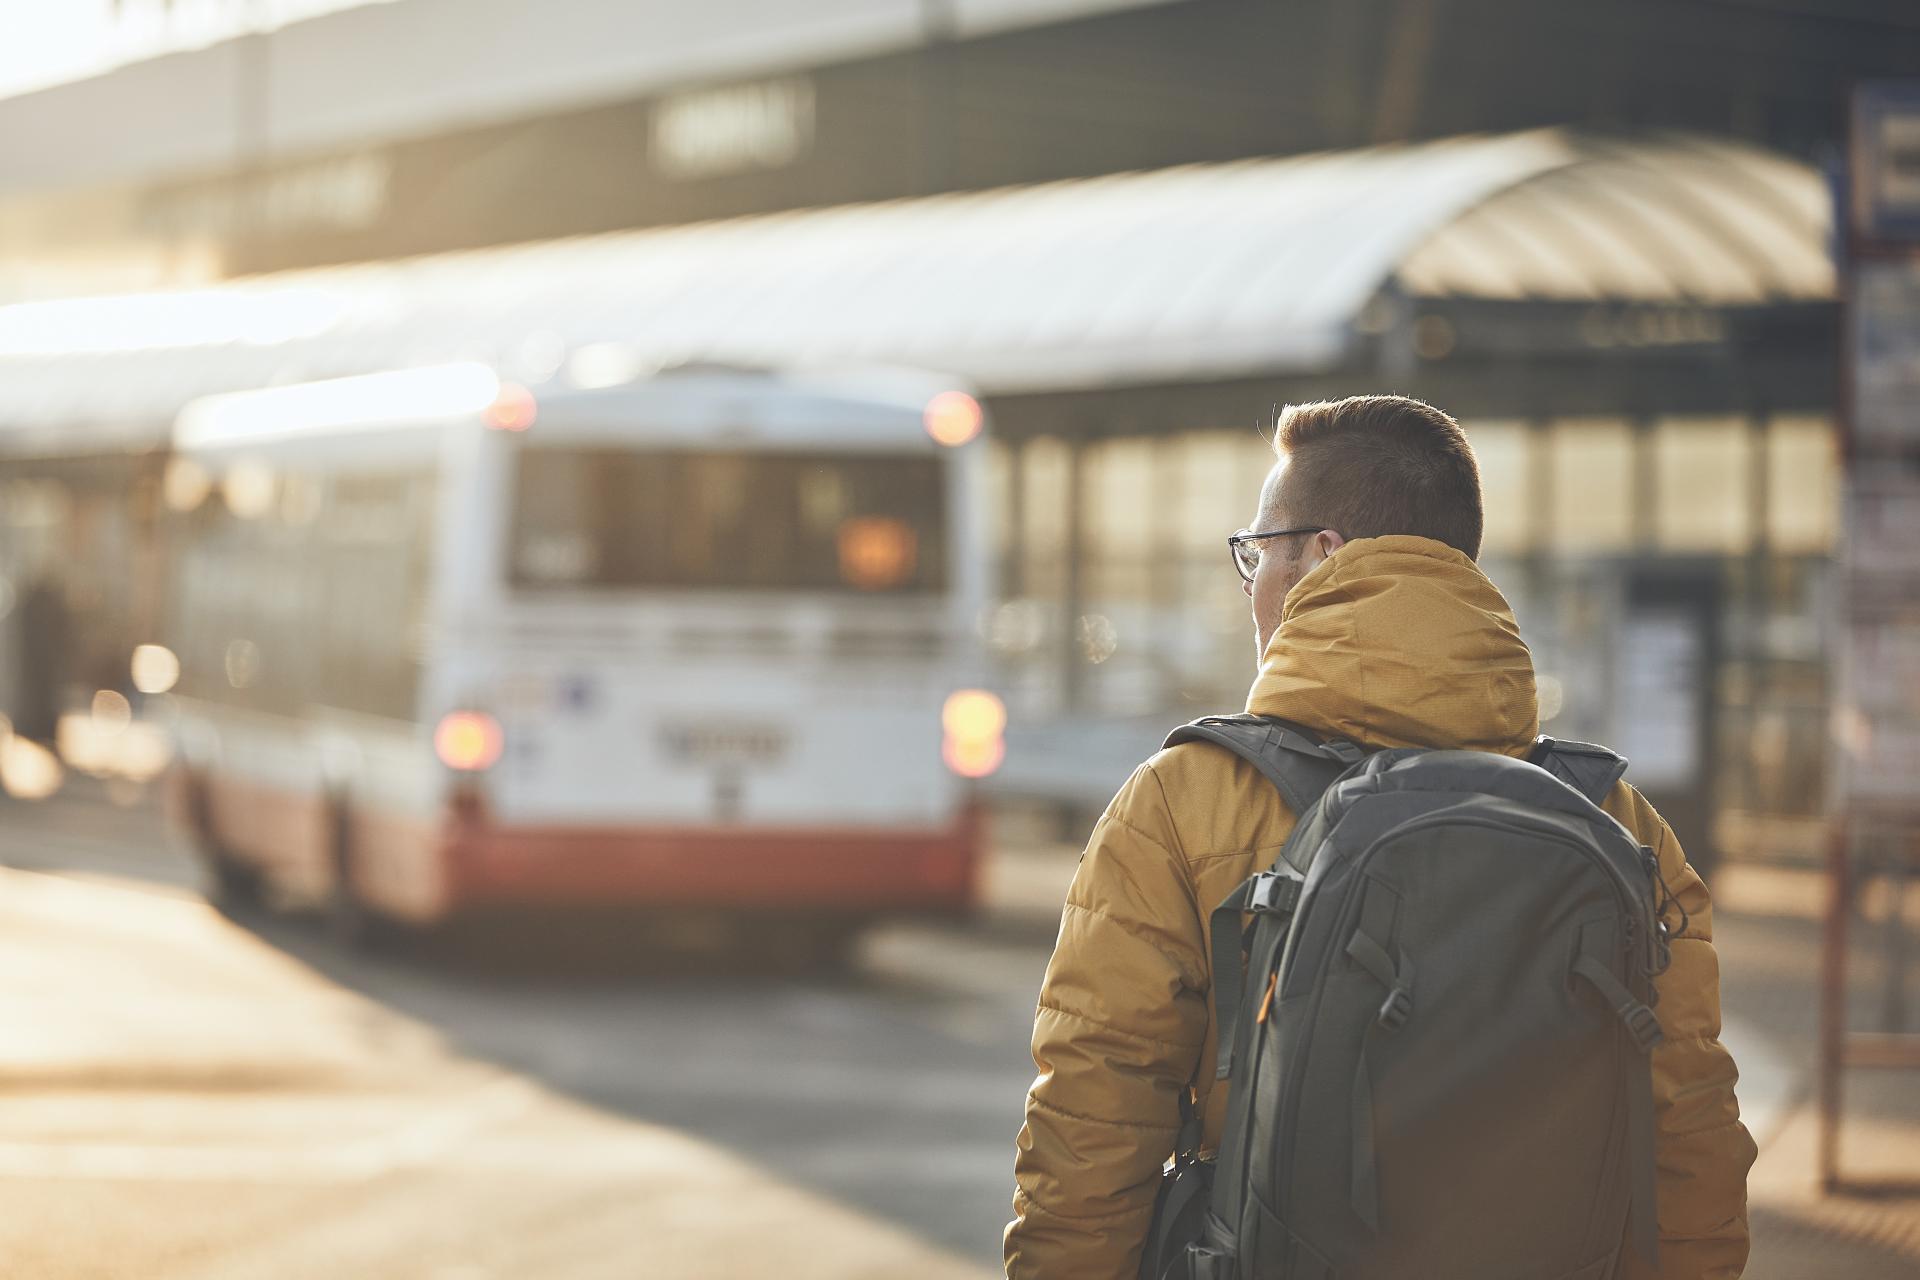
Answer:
[{"left": 509, "top": 447, "right": 949, "bottom": 593}]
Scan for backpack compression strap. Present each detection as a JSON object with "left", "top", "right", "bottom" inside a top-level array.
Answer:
[
  {"left": 1163, "top": 715, "right": 1367, "bottom": 1081},
  {"left": 1530, "top": 735, "right": 1629, "bottom": 806}
]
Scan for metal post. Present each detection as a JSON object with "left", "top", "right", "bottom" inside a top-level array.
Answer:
[
  {"left": 1370, "top": 0, "right": 1441, "bottom": 144},
  {"left": 1819, "top": 812, "right": 1850, "bottom": 1192},
  {"left": 1630, "top": 414, "right": 1658, "bottom": 555},
  {"left": 1880, "top": 832, "right": 1910, "bottom": 1035},
  {"left": 1061, "top": 438, "right": 1086, "bottom": 713},
  {"left": 1524, "top": 416, "right": 1554, "bottom": 629},
  {"left": 232, "top": 8, "right": 272, "bottom": 265},
  {"left": 1745, "top": 408, "right": 1772, "bottom": 822},
  {"left": 1150, "top": 434, "right": 1178, "bottom": 708},
  {"left": 1003, "top": 439, "right": 1026, "bottom": 602},
  {"left": 919, "top": 0, "right": 958, "bottom": 197}
]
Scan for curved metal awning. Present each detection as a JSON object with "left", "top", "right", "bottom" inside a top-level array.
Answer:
[
  {"left": 1395, "top": 134, "right": 1831, "bottom": 303},
  {"left": 0, "top": 128, "right": 1833, "bottom": 448}
]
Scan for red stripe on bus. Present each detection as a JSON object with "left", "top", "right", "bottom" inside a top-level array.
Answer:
[
  {"left": 443, "top": 803, "right": 983, "bottom": 915},
  {"left": 179, "top": 767, "right": 981, "bottom": 921}
]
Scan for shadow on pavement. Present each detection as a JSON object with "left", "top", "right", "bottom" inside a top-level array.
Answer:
[{"left": 205, "top": 888, "right": 1036, "bottom": 1268}]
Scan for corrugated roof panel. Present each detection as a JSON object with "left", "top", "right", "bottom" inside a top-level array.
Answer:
[{"left": 0, "top": 129, "right": 1833, "bottom": 446}]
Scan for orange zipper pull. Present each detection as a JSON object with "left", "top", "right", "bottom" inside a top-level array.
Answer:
[{"left": 1255, "top": 970, "right": 1278, "bottom": 1024}]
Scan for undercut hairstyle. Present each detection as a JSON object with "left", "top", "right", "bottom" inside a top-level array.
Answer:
[{"left": 1272, "top": 395, "right": 1484, "bottom": 560}]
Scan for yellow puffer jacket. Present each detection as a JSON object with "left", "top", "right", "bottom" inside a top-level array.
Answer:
[{"left": 1006, "top": 536, "right": 1755, "bottom": 1279}]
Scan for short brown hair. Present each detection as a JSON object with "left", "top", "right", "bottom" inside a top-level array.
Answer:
[{"left": 1271, "top": 395, "right": 1484, "bottom": 560}]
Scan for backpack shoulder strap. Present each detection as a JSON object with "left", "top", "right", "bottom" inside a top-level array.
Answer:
[
  {"left": 1166, "top": 716, "right": 1367, "bottom": 1086},
  {"left": 1529, "top": 735, "right": 1629, "bottom": 806},
  {"left": 1163, "top": 714, "right": 1364, "bottom": 817}
]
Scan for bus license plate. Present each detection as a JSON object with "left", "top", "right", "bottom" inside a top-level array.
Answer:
[{"left": 660, "top": 723, "right": 789, "bottom": 765}]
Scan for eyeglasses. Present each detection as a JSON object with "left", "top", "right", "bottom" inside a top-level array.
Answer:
[{"left": 1227, "top": 526, "right": 1329, "bottom": 583}]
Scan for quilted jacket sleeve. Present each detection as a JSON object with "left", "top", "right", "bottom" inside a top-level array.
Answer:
[
  {"left": 1612, "top": 786, "right": 1759, "bottom": 1280},
  {"left": 1005, "top": 762, "right": 1210, "bottom": 1280}
]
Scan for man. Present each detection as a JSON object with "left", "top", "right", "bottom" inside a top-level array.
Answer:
[{"left": 1005, "top": 395, "right": 1755, "bottom": 1278}]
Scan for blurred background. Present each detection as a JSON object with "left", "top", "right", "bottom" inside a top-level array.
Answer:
[{"left": 0, "top": 2, "right": 1916, "bottom": 1277}]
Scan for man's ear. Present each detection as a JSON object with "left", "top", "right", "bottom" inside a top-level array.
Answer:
[{"left": 1315, "top": 529, "right": 1346, "bottom": 561}]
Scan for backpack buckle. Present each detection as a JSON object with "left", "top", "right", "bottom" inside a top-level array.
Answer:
[
  {"left": 1377, "top": 987, "right": 1412, "bottom": 1031},
  {"left": 1246, "top": 871, "right": 1303, "bottom": 915},
  {"left": 1623, "top": 1002, "right": 1665, "bottom": 1052},
  {"left": 1321, "top": 738, "right": 1365, "bottom": 765}
]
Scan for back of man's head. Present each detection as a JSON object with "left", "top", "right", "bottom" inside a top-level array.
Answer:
[{"left": 1270, "top": 395, "right": 1485, "bottom": 561}]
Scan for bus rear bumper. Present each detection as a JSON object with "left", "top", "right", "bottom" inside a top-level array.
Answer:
[{"left": 439, "top": 805, "right": 983, "bottom": 917}]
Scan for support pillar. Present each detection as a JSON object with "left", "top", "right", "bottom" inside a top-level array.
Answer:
[{"left": 1061, "top": 438, "right": 1087, "bottom": 714}]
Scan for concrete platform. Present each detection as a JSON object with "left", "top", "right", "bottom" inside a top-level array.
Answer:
[{"left": 0, "top": 863, "right": 993, "bottom": 1280}]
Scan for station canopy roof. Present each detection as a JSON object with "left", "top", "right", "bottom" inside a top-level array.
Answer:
[{"left": 0, "top": 127, "right": 1833, "bottom": 444}]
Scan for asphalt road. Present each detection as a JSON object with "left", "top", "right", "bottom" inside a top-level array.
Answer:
[{"left": 0, "top": 789, "right": 1050, "bottom": 1278}]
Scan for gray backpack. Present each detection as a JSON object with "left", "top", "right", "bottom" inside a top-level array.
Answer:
[{"left": 1144, "top": 715, "right": 1673, "bottom": 1280}]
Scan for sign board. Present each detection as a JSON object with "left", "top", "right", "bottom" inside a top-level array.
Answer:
[
  {"left": 1613, "top": 611, "right": 1702, "bottom": 791},
  {"left": 1820, "top": 77, "right": 1920, "bottom": 1201},
  {"left": 1851, "top": 259, "right": 1920, "bottom": 450},
  {"left": 1844, "top": 619, "right": 1920, "bottom": 720},
  {"left": 1835, "top": 720, "right": 1920, "bottom": 809},
  {"left": 1840, "top": 615, "right": 1920, "bottom": 811},
  {"left": 1837, "top": 81, "right": 1920, "bottom": 818},
  {"left": 1845, "top": 475, "right": 1920, "bottom": 584},
  {"left": 1853, "top": 81, "right": 1920, "bottom": 244}
]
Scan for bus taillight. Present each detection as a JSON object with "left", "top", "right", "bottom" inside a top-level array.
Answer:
[
  {"left": 435, "top": 711, "right": 503, "bottom": 772},
  {"left": 486, "top": 382, "right": 538, "bottom": 432},
  {"left": 941, "top": 690, "right": 1005, "bottom": 779},
  {"left": 923, "top": 391, "right": 982, "bottom": 447}
]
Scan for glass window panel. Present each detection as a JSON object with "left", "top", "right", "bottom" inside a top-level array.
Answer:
[
  {"left": 1179, "top": 431, "right": 1269, "bottom": 556},
  {"left": 1083, "top": 438, "right": 1158, "bottom": 604},
  {"left": 1022, "top": 437, "right": 1070, "bottom": 561},
  {"left": 1767, "top": 415, "right": 1839, "bottom": 554},
  {"left": 169, "top": 466, "right": 436, "bottom": 722},
  {"left": 1014, "top": 437, "right": 1070, "bottom": 600},
  {"left": 1654, "top": 416, "right": 1750, "bottom": 554},
  {"left": 1547, "top": 418, "right": 1634, "bottom": 554},
  {"left": 1088, "top": 438, "right": 1157, "bottom": 557},
  {"left": 1246, "top": 431, "right": 1280, "bottom": 516},
  {"left": 1466, "top": 421, "right": 1530, "bottom": 556},
  {"left": 508, "top": 448, "right": 946, "bottom": 594},
  {"left": 317, "top": 471, "right": 437, "bottom": 719}
]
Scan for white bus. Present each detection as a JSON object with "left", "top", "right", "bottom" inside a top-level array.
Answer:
[{"left": 162, "top": 361, "right": 1002, "bottom": 952}]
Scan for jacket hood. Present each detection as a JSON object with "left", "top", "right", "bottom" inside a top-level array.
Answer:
[{"left": 1245, "top": 535, "right": 1539, "bottom": 754}]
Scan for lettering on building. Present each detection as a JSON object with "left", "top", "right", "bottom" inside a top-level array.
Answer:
[{"left": 649, "top": 77, "right": 816, "bottom": 182}]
